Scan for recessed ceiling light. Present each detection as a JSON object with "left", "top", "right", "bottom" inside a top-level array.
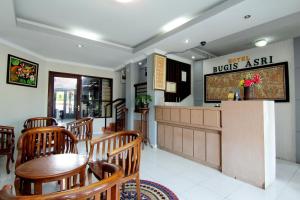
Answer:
[
  {"left": 162, "top": 17, "right": 190, "bottom": 32},
  {"left": 77, "top": 44, "right": 83, "bottom": 48},
  {"left": 138, "top": 62, "right": 142, "bottom": 65},
  {"left": 244, "top": 15, "right": 251, "bottom": 19},
  {"left": 192, "top": 56, "right": 196, "bottom": 60},
  {"left": 185, "top": 39, "right": 190, "bottom": 44},
  {"left": 255, "top": 39, "right": 268, "bottom": 47},
  {"left": 115, "top": 0, "right": 133, "bottom": 3}
]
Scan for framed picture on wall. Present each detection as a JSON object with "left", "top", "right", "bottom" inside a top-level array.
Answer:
[
  {"left": 7, "top": 54, "right": 39, "bottom": 88},
  {"left": 153, "top": 54, "right": 166, "bottom": 90},
  {"left": 204, "top": 62, "right": 289, "bottom": 103}
]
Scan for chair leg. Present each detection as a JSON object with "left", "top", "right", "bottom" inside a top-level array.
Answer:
[
  {"left": 15, "top": 178, "right": 31, "bottom": 195},
  {"left": 6, "top": 154, "right": 11, "bottom": 174},
  {"left": 14, "top": 178, "right": 21, "bottom": 195},
  {"left": 85, "top": 140, "right": 88, "bottom": 153},
  {"left": 11, "top": 147, "right": 15, "bottom": 163},
  {"left": 136, "top": 175, "right": 141, "bottom": 200},
  {"left": 87, "top": 168, "right": 93, "bottom": 185},
  {"left": 122, "top": 183, "right": 126, "bottom": 192}
]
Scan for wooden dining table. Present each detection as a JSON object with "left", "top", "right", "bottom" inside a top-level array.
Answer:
[{"left": 15, "top": 154, "right": 88, "bottom": 195}]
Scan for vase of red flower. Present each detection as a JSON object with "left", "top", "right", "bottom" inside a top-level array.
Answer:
[
  {"left": 243, "top": 86, "right": 251, "bottom": 100},
  {"left": 239, "top": 73, "right": 262, "bottom": 100}
]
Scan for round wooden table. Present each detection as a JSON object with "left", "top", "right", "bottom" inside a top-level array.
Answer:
[{"left": 15, "top": 154, "right": 88, "bottom": 195}]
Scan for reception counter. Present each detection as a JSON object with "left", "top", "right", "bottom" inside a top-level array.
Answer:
[
  {"left": 155, "top": 106, "right": 222, "bottom": 169},
  {"left": 155, "top": 101, "right": 275, "bottom": 189}
]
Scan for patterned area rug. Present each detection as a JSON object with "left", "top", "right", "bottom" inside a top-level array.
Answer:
[{"left": 121, "top": 180, "right": 179, "bottom": 200}]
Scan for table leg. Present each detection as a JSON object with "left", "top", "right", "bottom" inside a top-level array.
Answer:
[{"left": 34, "top": 181, "right": 42, "bottom": 195}]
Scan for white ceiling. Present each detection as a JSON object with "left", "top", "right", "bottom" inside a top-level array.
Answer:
[
  {"left": 15, "top": 0, "right": 223, "bottom": 47},
  {"left": 202, "top": 11, "right": 300, "bottom": 56},
  {"left": 0, "top": 0, "right": 300, "bottom": 69}
]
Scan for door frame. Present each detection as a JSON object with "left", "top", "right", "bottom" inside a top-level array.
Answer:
[{"left": 48, "top": 71, "right": 81, "bottom": 119}]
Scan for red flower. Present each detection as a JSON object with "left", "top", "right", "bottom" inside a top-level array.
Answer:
[
  {"left": 244, "top": 79, "right": 254, "bottom": 87},
  {"left": 252, "top": 74, "right": 261, "bottom": 84}
]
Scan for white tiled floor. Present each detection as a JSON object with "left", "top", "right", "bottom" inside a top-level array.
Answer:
[
  {"left": 140, "top": 146, "right": 300, "bottom": 200},
  {"left": 1, "top": 142, "right": 300, "bottom": 200}
]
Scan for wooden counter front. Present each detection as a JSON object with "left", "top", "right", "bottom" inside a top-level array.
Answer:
[
  {"left": 155, "top": 106, "right": 222, "bottom": 170},
  {"left": 222, "top": 101, "right": 275, "bottom": 189}
]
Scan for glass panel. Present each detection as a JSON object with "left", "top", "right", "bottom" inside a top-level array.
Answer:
[
  {"left": 54, "top": 77, "right": 77, "bottom": 122},
  {"left": 81, "top": 77, "right": 112, "bottom": 118},
  {"left": 102, "top": 79, "right": 112, "bottom": 101},
  {"left": 101, "top": 101, "right": 112, "bottom": 117},
  {"left": 81, "top": 77, "right": 101, "bottom": 118}
]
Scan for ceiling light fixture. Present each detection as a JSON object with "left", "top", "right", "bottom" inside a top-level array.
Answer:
[
  {"left": 138, "top": 62, "right": 142, "bottom": 65},
  {"left": 255, "top": 39, "right": 268, "bottom": 47},
  {"left": 77, "top": 44, "right": 83, "bottom": 48},
  {"left": 115, "top": 0, "right": 133, "bottom": 3},
  {"left": 185, "top": 39, "right": 190, "bottom": 44},
  {"left": 192, "top": 56, "right": 195, "bottom": 60},
  {"left": 162, "top": 17, "right": 190, "bottom": 32},
  {"left": 244, "top": 15, "right": 251, "bottom": 19},
  {"left": 71, "top": 29, "right": 100, "bottom": 41}
]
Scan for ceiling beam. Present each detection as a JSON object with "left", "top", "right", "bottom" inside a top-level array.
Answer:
[
  {"left": 16, "top": 17, "right": 133, "bottom": 52},
  {"left": 132, "top": 0, "right": 245, "bottom": 53}
]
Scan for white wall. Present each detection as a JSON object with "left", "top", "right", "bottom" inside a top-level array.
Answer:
[
  {"left": 295, "top": 37, "right": 300, "bottom": 163},
  {"left": 0, "top": 42, "right": 121, "bottom": 137},
  {"left": 203, "top": 39, "right": 295, "bottom": 161}
]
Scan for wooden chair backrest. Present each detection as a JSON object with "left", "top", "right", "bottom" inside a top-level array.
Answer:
[
  {"left": 0, "top": 162, "right": 123, "bottom": 200},
  {"left": 89, "top": 131, "right": 142, "bottom": 177},
  {"left": 23, "top": 117, "right": 58, "bottom": 130},
  {"left": 16, "top": 127, "right": 78, "bottom": 169},
  {"left": 66, "top": 117, "right": 93, "bottom": 141},
  {"left": 0, "top": 126, "right": 14, "bottom": 151}
]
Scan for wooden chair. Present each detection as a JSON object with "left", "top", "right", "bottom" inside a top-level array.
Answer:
[
  {"left": 0, "top": 162, "right": 123, "bottom": 200},
  {"left": 15, "top": 127, "right": 78, "bottom": 194},
  {"left": 66, "top": 117, "right": 93, "bottom": 153},
  {"left": 22, "top": 117, "right": 58, "bottom": 133},
  {"left": 0, "top": 126, "right": 15, "bottom": 174},
  {"left": 88, "top": 131, "right": 142, "bottom": 200},
  {"left": 16, "top": 127, "right": 78, "bottom": 167}
]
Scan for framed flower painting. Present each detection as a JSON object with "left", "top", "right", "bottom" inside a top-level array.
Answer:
[{"left": 7, "top": 54, "right": 39, "bottom": 88}]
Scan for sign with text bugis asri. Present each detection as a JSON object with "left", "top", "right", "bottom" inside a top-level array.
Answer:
[{"left": 212, "top": 56, "right": 273, "bottom": 73}]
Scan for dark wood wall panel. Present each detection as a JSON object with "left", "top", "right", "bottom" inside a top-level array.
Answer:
[{"left": 165, "top": 59, "right": 191, "bottom": 102}]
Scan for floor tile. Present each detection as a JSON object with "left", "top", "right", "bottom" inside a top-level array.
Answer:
[
  {"left": 198, "top": 174, "right": 243, "bottom": 197},
  {"left": 184, "top": 184, "right": 224, "bottom": 200}
]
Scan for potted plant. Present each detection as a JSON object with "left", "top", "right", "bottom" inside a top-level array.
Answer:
[{"left": 136, "top": 94, "right": 152, "bottom": 109}]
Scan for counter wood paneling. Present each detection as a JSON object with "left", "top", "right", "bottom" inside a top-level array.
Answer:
[
  {"left": 193, "top": 130, "right": 206, "bottom": 161},
  {"left": 155, "top": 106, "right": 222, "bottom": 170},
  {"left": 173, "top": 127, "right": 183, "bottom": 153},
  {"left": 164, "top": 125, "right": 173, "bottom": 150}
]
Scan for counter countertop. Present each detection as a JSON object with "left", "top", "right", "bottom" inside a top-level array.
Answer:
[{"left": 155, "top": 105, "right": 221, "bottom": 110}]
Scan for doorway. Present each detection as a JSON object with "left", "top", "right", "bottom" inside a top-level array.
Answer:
[
  {"left": 48, "top": 71, "right": 113, "bottom": 123},
  {"left": 48, "top": 72, "right": 81, "bottom": 122}
]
